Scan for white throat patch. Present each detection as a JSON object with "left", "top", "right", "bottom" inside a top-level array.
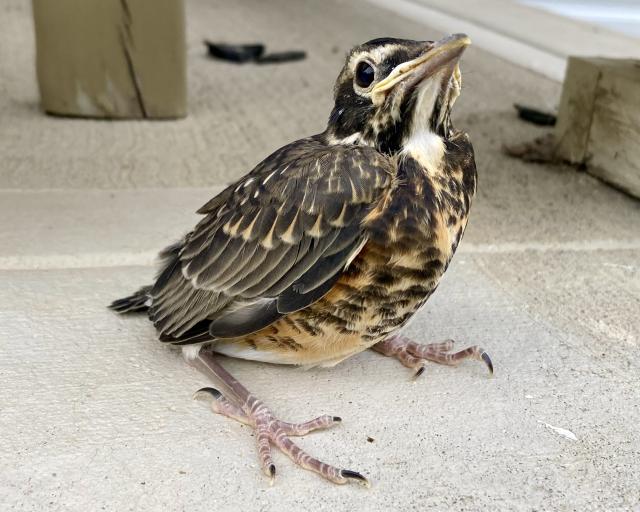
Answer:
[
  {"left": 400, "top": 71, "right": 446, "bottom": 171},
  {"left": 401, "top": 130, "right": 445, "bottom": 172}
]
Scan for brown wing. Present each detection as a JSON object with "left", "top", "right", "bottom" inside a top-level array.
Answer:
[{"left": 149, "top": 136, "right": 395, "bottom": 343}]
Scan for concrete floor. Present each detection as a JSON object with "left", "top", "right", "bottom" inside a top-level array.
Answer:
[
  {"left": 1, "top": 0, "right": 639, "bottom": 511},
  {"left": 520, "top": 0, "right": 640, "bottom": 38}
]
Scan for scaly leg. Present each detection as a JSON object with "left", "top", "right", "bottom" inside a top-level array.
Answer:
[
  {"left": 192, "top": 349, "right": 368, "bottom": 486},
  {"left": 372, "top": 334, "right": 493, "bottom": 378}
]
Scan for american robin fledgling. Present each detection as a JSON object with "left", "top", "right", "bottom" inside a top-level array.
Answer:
[{"left": 110, "top": 34, "right": 492, "bottom": 486}]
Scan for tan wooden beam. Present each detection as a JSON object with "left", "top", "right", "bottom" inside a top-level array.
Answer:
[
  {"left": 32, "top": 0, "right": 187, "bottom": 119},
  {"left": 555, "top": 57, "right": 640, "bottom": 198}
]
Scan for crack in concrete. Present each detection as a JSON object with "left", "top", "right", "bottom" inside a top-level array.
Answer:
[{"left": 119, "top": 0, "right": 147, "bottom": 118}]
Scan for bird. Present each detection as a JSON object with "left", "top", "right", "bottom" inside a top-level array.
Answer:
[{"left": 110, "top": 33, "right": 492, "bottom": 486}]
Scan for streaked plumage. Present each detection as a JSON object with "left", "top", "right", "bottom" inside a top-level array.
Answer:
[
  {"left": 110, "top": 34, "right": 491, "bottom": 485},
  {"left": 149, "top": 140, "right": 394, "bottom": 346}
]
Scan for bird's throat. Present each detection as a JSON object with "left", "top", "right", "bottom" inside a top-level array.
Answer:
[{"left": 400, "top": 130, "right": 445, "bottom": 173}]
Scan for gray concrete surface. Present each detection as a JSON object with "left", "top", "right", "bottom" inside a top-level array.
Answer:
[
  {"left": 520, "top": 0, "right": 640, "bottom": 38},
  {"left": 369, "top": 0, "right": 640, "bottom": 81},
  {"left": 1, "top": 0, "right": 639, "bottom": 510},
  {"left": 0, "top": 0, "right": 564, "bottom": 189}
]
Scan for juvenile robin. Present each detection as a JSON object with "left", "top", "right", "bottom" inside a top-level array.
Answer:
[{"left": 110, "top": 34, "right": 492, "bottom": 486}]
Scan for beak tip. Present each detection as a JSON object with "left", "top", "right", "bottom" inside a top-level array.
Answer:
[{"left": 452, "top": 33, "right": 472, "bottom": 47}]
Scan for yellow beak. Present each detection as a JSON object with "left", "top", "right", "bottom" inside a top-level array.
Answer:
[{"left": 371, "top": 33, "right": 471, "bottom": 105}]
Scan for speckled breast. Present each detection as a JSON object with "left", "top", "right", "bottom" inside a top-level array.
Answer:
[
  {"left": 307, "top": 152, "right": 474, "bottom": 354},
  {"left": 215, "top": 135, "right": 477, "bottom": 366}
]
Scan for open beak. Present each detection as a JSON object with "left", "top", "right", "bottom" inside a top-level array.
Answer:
[{"left": 371, "top": 33, "right": 471, "bottom": 105}]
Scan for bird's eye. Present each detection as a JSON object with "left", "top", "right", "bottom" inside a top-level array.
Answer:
[{"left": 354, "top": 61, "right": 375, "bottom": 88}]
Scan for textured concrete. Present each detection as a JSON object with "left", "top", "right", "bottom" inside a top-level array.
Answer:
[
  {"left": 369, "top": 0, "right": 640, "bottom": 82},
  {"left": 0, "top": 188, "right": 220, "bottom": 269},
  {"left": 0, "top": 0, "right": 562, "bottom": 189},
  {"left": 387, "top": 0, "right": 640, "bottom": 58},
  {"left": 2, "top": 175, "right": 640, "bottom": 269},
  {"left": 2, "top": 258, "right": 639, "bottom": 511},
  {"left": 1, "top": 0, "right": 640, "bottom": 510}
]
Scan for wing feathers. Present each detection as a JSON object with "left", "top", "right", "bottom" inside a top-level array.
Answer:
[
  {"left": 191, "top": 237, "right": 246, "bottom": 289},
  {"left": 149, "top": 137, "right": 395, "bottom": 343},
  {"left": 242, "top": 243, "right": 306, "bottom": 296},
  {"left": 183, "top": 228, "right": 231, "bottom": 277}
]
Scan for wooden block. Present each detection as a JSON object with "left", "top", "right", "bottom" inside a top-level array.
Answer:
[
  {"left": 554, "top": 57, "right": 601, "bottom": 163},
  {"left": 555, "top": 57, "right": 640, "bottom": 198},
  {"left": 588, "top": 63, "right": 640, "bottom": 197},
  {"left": 32, "top": 0, "right": 187, "bottom": 119}
]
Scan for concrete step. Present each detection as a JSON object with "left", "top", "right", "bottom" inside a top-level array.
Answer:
[
  {"left": 2, "top": 253, "right": 638, "bottom": 510},
  {"left": 0, "top": 188, "right": 219, "bottom": 269},
  {"left": 2, "top": 173, "right": 639, "bottom": 270},
  {"left": 2, "top": 0, "right": 639, "bottom": 508},
  {"left": 2, "top": 178, "right": 638, "bottom": 510}
]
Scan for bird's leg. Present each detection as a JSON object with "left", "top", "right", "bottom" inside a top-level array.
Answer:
[
  {"left": 192, "top": 350, "right": 368, "bottom": 486},
  {"left": 372, "top": 334, "right": 493, "bottom": 378}
]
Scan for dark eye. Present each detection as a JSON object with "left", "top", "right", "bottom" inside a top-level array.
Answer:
[{"left": 355, "top": 61, "right": 375, "bottom": 88}]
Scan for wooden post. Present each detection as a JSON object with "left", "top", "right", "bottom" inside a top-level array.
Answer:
[
  {"left": 555, "top": 57, "right": 640, "bottom": 198},
  {"left": 32, "top": 0, "right": 187, "bottom": 119}
]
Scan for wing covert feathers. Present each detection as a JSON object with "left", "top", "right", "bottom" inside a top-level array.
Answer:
[{"left": 149, "top": 136, "right": 394, "bottom": 342}]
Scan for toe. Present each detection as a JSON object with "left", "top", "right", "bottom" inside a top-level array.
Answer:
[
  {"left": 431, "top": 339, "right": 455, "bottom": 352},
  {"left": 193, "top": 386, "right": 250, "bottom": 424},
  {"left": 257, "top": 429, "right": 276, "bottom": 479},
  {"left": 274, "top": 434, "right": 366, "bottom": 485},
  {"left": 279, "top": 414, "right": 342, "bottom": 436}
]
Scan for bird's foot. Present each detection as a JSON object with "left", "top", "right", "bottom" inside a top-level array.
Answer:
[
  {"left": 193, "top": 387, "right": 369, "bottom": 486},
  {"left": 372, "top": 335, "right": 493, "bottom": 379}
]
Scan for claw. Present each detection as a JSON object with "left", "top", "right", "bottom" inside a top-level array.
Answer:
[
  {"left": 413, "top": 365, "right": 426, "bottom": 379},
  {"left": 192, "top": 387, "right": 222, "bottom": 401},
  {"left": 481, "top": 351, "right": 494, "bottom": 375},
  {"left": 268, "top": 463, "right": 276, "bottom": 486},
  {"left": 332, "top": 416, "right": 342, "bottom": 422},
  {"left": 341, "top": 469, "right": 370, "bottom": 487}
]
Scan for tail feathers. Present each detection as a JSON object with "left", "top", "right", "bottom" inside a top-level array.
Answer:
[{"left": 109, "top": 285, "right": 152, "bottom": 314}]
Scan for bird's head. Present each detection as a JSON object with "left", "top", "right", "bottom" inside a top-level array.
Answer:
[{"left": 326, "top": 34, "right": 470, "bottom": 154}]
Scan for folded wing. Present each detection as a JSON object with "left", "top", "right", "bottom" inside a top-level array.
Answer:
[{"left": 150, "top": 136, "right": 394, "bottom": 343}]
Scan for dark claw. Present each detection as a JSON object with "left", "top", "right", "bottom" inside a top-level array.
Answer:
[
  {"left": 268, "top": 464, "right": 276, "bottom": 477},
  {"left": 333, "top": 416, "right": 342, "bottom": 422},
  {"left": 341, "top": 469, "right": 370, "bottom": 486},
  {"left": 413, "top": 366, "right": 426, "bottom": 379},
  {"left": 481, "top": 351, "right": 494, "bottom": 375},
  {"left": 193, "top": 387, "right": 222, "bottom": 400}
]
